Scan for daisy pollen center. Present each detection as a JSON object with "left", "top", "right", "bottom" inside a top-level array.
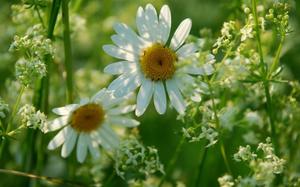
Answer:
[
  {"left": 71, "top": 104, "right": 105, "bottom": 133},
  {"left": 140, "top": 43, "right": 177, "bottom": 81}
]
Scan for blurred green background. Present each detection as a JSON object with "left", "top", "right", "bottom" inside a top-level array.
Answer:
[{"left": 0, "top": 0, "right": 299, "bottom": 186}]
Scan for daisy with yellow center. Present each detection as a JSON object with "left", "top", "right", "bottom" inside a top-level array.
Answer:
[
  {"left": 103, "top": 4, "right": 213, "bottom": 116},
  {"left": 43, "top": 89, "right": 139, "bottom": 163}
]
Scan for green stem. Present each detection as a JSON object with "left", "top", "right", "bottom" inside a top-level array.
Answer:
[
  {"left": 268, "top": 35, "right": 285, "bottom": 78},
  {"left": 62, "top": 0, "right": 74, "bottom": 104},
  {"left": 251, "top": 0, "right": 265, "bottom": 71},
  {"left": 0, "top": 168, "right": 85, "bottom": 187},
  {"left": 158, "top": 136, "right": 185, "bottom": 187},
  {"left": 208, "top": 81, "right": 232, "bottom": 175},
  {"left": 194, "top": 146, "right": 208, "bottom": 187}
]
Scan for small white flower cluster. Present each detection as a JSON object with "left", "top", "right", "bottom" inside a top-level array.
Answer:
[
  {"left": 182, "top": 126, "right": 218, "bottom": 147},
  {"left": 115, "top": 138, "right": 164, "bottom": 180},
  {"left": 213, "top": 21, "right": 237, "bottom": 54},
  {"left": 10, "top": 24, "right": 54, "bottom": 87},
  {"left": 18, "top": 104, "right": 47, "bottom": 130},
  {"left": 226, "top": 138, "right": 286, "bottom": 186},
  {"left": 0, "top": 98, "right": 9, "bottom": 119},
  {"left": 240, "top": 6, "right": 254, "bottom": 42},
  {"left": 266, "top": 2, "right": 289, "bottom": 35},
  {"left": 234, "top": 145, "right": 257, "bottom": 162},
  {"left": 218, "top": 174, "right": 234, "bottom": 187}
]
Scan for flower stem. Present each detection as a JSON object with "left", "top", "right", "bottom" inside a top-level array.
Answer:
[
  {"left": 251, "top": 0, "right": 282, "bottom": 155},
  {"left": 62, "top": 0, "right": 74, "bottom": 104},
  {"left": 194, "top": 146, "right": 208, "bottom": 187},
  {"left": 158, "top": 136, "right": 185, "bottom": 187}
]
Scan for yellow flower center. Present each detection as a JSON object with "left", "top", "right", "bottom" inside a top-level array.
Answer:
[
  {"left": 71, "top": 104, "right": 105, "bottom": 133},
  {"left": 140, "top": 43, "right": 177, "bottom": 81}
]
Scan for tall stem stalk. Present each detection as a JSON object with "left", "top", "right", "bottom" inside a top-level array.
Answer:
[
  {"left": 62, "top": 0, "right": 74, "bottom": 104},
  {"left": 158, "top": 136, "right": 185, "bottom": 187}
]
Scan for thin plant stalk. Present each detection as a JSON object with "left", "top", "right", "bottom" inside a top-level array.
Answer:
[
  {"left": 158, "top": 136, "right": 185, "bottom": 187},
  {"left": 62, "top": 0, "right": 74, "bottom": 104},
  {"left": 194, "top": 146, "right": 208, "bottom": 187}
]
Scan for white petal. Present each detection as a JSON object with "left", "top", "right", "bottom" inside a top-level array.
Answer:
[
  {"left": 175, "top": 74, "right": 195, "bottom": 93},
  {"left": 113, "top": 23, "right": 146, "bottom": 47},
  {"left": 98, "top": 124, "right": 119, "bottom": 149},
  {"left": 180, "top": 64, "right": 215, "bottom": 75},
  {"left": 44, "top": 116, "right": 69, "bottom": 133},
  {"left": 166, "top": 79, "right": 186, "bottom": 114},
  {"left": 159, "top": 5, "right": 171, "bottom": 44},
  {"left": 52, "top": 104, "right": 77, "bottom": 115},
  {"left": 61, "top": 128, "right": 77, "bottom": 158},
  {"left": 47, "top": 126, "right": 69, "bottom": 150},
  {"left": 111, "top": 35, "right": 141, "bottom": 55},
  {"left": 176, "top": 43, "right": 197, "bottom": 58},
  {"left": 135, "top": 78, "right": 154, "bottom": 116},
  {"left": 136, "top": 7, "right": 152, "bottom": 40},
  {"left": 107, "top": 73, "right": 132, "bottom": 91},
  {"left": 103, "top": 44, "right": 137, "bottom": 61},
  {"left": 80, "top": 98, "right": 89, "bottom": 105},
  {"left": 91, "top": 88, "right": 107, "bottom": 102},
  {"left": 77, "top": 133, "right": 89, "bottom": 163},
  {"left": 88, "top": 139, "right": 100, "bottom": 159},
  {"left": 104, "top": 61, "right": 137, "bottom": 75},
  {"left": 113, "top": 73, "right": 142, "bottom": 97},
  {"left": 153, "top": 81, "right": 167, "bottom": 114},
  {"left": 107, "top": 105, "right": 136, "bottom": 115},
  {"left": 170, "top": 18, "right": 192, "bottom": 50},
  {"left": 107, "top": 116, "right": 140, "bottom": 127},
  {"left": 103, "top": 92, "right": 133, "bottom": 110},
  {"left": 144, "top": 4, "right": 160, "bottom": 42}
]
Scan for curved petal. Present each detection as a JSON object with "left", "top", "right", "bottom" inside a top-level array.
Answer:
[
  {"left": 180, "top": 64, "right": 215, "bottom": 75},
  {"left": 61, "top": 128, "right": 78, "bottom": 158},
  {"left": 170, "top": 18, "right": 192, "bottom": 50},
  {"left": 43, "top": 116, "right": 69, "bottom": 133},
  {"left": 166, "top": 79, "right": 186, "bottom": 114},
  {"left": 135, "top": 78, "right": 154, "bottom": 116},
  {"left": 159, "top": 5, "right": 171, "bottom": 44},
  {"left": 91, "top": 88, "right": 107, "bottom": 103},
  {"left": 47, "top": 126, "right": 69, "bottom": 150},
  {"left": 136, "top": 7, "right": 152, "bottom": 40},
  {"left": 107, "top": 73, "right": 133, "bottom": 91},
  {"left": 113, "top": 73, "right": 142, "bottom": 97},
  {"left": 107, "top": 105, "right": 136, "bottom": 115},
  {"left": 107, "top": 116, "right": 140, "bottom": 127},
  {"left": 176, "top": 43, "right": 197, "bottom": 59},
  {"left": 88, "top": 139, "right": 100, "bottom": 159},
  {"left": 144, "top": 4, "right": 160, "bottom": 42},
  {"left": 52, "top": 104, "right": 77, "bottom": 115},
  {"left": 113, "top": 23, "right": 146, "bottom": 47},
  {"left": 103, "top": 45, "right": 137, "bottom": 62},
  {"left": 111, "top": 34, "right": 141, "bottom": 55},
  {"left": 98, "top": 124, "right": 119, "bottom": 149},
  {"left": 153, "top": 81, "right": 167, "bottom": 114},
  {"left": 76, "top": 133, "right": 89, "bottom": 163},
  {"left": 104, "top": 61, "right": 137, "bottom": 75}
]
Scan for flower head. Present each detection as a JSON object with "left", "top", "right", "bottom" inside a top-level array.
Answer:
[
  {"left": 44, "top": 89, "right": 139, "bottom": 163},
  {"left": 103, "top": 4, "right": 213, "bottom": 116}
]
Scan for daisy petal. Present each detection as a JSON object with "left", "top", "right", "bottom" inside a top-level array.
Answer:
[
  {"left": 77, "top": 133, "right": 89, "bottom": 163},
  {"left": 44, "top": 116, "right": 69, "bottom": 133},
  {"left": 107, "top": 105, "right": 136, "bottom": 115},
  {"left": 111, "top": 35, "right": 141, "bottom": 54},
  {"left": 159, "top": 5, "right": 171, "bottom": 44},
  {"left": 176, "top": 43, "right": 197, "bottom": 59},
  {"left": 180, "top": 64, "right": 215, "bottom": 75},
  {"left": 98, "top": 124, "right": 119, "bottom": 149},
  {"left": 108, "top": 116, "right": 140, "bottom": 127},
  {"left": 113, "top": 23, "right": 146, "bottom": 47},
  {"left": 52, "top": 104, "right": 77, "bottom": 115},
  {"left": 47, "top": 126, "right": 69, "bottom": 150},
  {"left": 144, "top": 4, "right": 160, "bottom": 42},
  {"left": 175, "top": 74, "right": 195, "bottom": 93},
  {"left": 104, "top": 61, "right": 137, "bottom": 75},
  {"left": 136, "top": 7, "right": 151, "bottom": 40},
  {"left": 153, "top": 81, "right": 167, "bottom": 114},
  {"left": 113, "top": 73, "right": 142, "bottom": 97},
  {"left": 91, "top": 88, "right": 107, "bottom": 102},
  {"left": 166, "top": 79, "right": 186, "bottom": 114},
  {"left": 88, "top": 139, "right": 100, "bottom": 159},
  {"left": 103, "top": 44, "right": 137, "bottom": 61},
  {"left": 170, "top": 18, "right": 192, "bottom": 50},
  {"left": 135, "top": 78, "right": 154, "bottom": 116},
  {"left": 107, "top": 73, "right": 132, "bottom": 91},
  {"left": 61, "top": 128, "right": 77, "bottom": 158}
]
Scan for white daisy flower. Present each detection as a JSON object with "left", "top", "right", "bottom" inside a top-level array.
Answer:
[
  {"left": 103, "top": 4, "right": 213, "bottom": 116},
  {"left": 43, "top": 89, "right": 139, "bottom": 163}
]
